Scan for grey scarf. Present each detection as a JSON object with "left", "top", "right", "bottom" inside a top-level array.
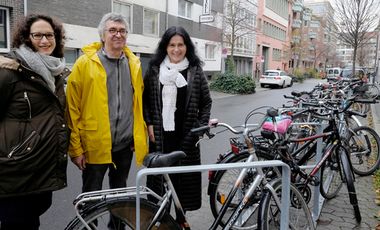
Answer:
[{"left": 15, "top": 45, "right": 66, "bottom": 92}]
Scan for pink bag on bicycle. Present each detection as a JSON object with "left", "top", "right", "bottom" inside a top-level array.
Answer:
[{"left": 262, "top": 115, "right": 292, "bottom": 134}]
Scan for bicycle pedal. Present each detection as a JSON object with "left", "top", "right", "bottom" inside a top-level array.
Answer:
[{"left": 310, "top": 176, "right": 320, "bottom": 186}]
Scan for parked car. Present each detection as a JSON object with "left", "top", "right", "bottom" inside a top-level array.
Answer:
[
  {"left": 260, "top": 70, "right": 293, "bottom": 88},
  {"left": 326, "top": 67, "right": 342, "bottom": 82},
  {"left": 339, "top": 67, "right": 366, "bottom": 80}
]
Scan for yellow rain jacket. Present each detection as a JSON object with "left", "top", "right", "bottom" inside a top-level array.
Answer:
[{"left": 66, "top": 42, "right": 148, "bottom": 166}]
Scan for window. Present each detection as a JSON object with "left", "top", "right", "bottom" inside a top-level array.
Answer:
[
  {"left": 205, "top": 44, "right": 216, "bottom": 59},
  {"left": 178, "top": 0, "right": 192, "bottom": 18},
  {"left": 113, "top": 1, "right": 132, "bottom": 31},
  {"left": 144, "top": 8, "right": 159, "bottom": 36},
  {"left": 0, "top": 7, "right": 10, "bottom": 52},
  {"left": 64, "top": 49, "right": 80, "bottom": 69}
]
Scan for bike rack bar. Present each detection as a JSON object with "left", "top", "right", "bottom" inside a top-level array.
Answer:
[
  {"left": 136, "top": 160, "right": 291, "bottom": 230},
  {"left": 291, "top": 121, "right": 328, "bottom": 223}
]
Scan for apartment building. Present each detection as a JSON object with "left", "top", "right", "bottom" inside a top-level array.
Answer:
[
  {"left": 0, "top": 0, "right": 224, "bottom": 77},
  {"left": 223, "top": 0, "right": 257, "bottom": 76},
  {"left": 304, "top": 0, "right": 337, "bottom": 69},
  {"left": 254, "top": 0, "right": 291, "bottom": 78},
  {"left": 336, "top": 32, "right": 378, "bottom": 69}
]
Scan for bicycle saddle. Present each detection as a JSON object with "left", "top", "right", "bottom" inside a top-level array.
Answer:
[{"left": 143, "top": 151, "right": 186, "bottom": 168}]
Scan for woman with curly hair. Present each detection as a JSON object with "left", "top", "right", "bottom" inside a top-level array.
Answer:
[{"left": 0, "top": 14, "right": 69, "bottom": 229}]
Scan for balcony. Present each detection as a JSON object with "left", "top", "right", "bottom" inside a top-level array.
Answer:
[
  {"left": 292, "top": 19, "right": 302, "bottom": 28},
  {"left": 292, "top": 1, "right": 303, "bottom": 12},
  {"left": 303, "top": 13, "right": 311, "bottom": 21},
  {"left": 309, "top": 32, "right": 317, "bottom": 39},
  {"left": 292, "top": 35, "right": 301, "bottom": 44},
  {"left": 310, "top": 20, "right": 320, "bottom": 28}
]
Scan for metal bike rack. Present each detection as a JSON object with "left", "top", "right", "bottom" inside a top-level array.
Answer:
[
  {"left": 290, "top": 121, "right": 329, "bottom": 223},
  {"left": 136, "top": 160, "right": 291, "bottom": 230}
]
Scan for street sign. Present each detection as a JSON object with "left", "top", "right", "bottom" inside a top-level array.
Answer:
[{"left": 200, "top": 15, "right": 214, "bottom": 23}]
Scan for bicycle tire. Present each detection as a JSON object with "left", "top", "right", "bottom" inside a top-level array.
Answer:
[
  {"left": 347, "top": 126, "right": 380, "bottom": 176},
  {"left": 257, "top": 178, "right": 315, "bottom": 230},
  {"left": 208, "top": 150, "right": 276, "bottom": 229},
  {"left": 339, "top": 146, "right": 362, "bottom": 222},
  {"left": 363, "top": 83, "right": 380, "bottom": 100},
  {"left": 65, "top": 197, "right": 180, "bottom": 230},
  {"left": 319, "top": 145, "right": 344, "bottom": 200}
]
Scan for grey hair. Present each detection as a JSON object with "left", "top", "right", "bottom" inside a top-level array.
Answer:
[{"left": 97, "top": 12, "right": 129, "bottom": 41}]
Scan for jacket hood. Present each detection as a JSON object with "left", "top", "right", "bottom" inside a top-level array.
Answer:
[
  {"left": 0, "top": 55, "right": 19, "bottom": 71},
  {"left": 81, "top": 42, "right": 140, "bottom": 64}
]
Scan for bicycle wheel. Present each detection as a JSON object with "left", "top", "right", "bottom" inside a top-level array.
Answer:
[
  {"left": 209, "top": 151, "right": 258, "bottom": 229},
  {"left": 363, "top": 83, "right": 380, "bottom": 100},
  {"left": 208, "top": 151, "right": 276, "bottom": 229},
  {"left": 319, "top": 145, "right": 343, "bottom": 200},
  {"left": 339, "top": 146, "right": 362, "bottom": 222},
  {"left": 347, "top": 126, "right": 380, "bottom": 176},
  {"left": 65, "top": 197, "right": 180, "bottom": 230},
  {"left": 257, "top": 178, "right": 315, "bottom": 230}
]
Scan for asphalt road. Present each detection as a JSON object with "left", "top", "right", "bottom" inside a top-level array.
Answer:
[{"left": 41, "top": 78, "right": 324, "bottom": 229}]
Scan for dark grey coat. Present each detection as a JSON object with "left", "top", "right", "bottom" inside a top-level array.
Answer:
[{"left": 143, "top": 65, "right": 212, "bottom": 210}]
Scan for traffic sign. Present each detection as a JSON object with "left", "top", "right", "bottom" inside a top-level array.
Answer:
[{"left": 199, "top": 15, "right": 214, "bottom": 23}]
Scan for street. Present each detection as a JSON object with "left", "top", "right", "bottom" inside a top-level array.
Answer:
[{"left": 41, "top": 79, "right": 325, "bottom": 229}]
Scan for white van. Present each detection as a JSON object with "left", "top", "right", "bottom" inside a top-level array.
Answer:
[{"left": 326, "top": 67, "right": 342, "bottom": 81}]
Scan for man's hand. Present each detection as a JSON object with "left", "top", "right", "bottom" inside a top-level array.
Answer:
[
  {"left": 148, "top": 125, "right": 155, "bottom": 142},
  {"left": 71, "top": 154, "right": 86, "bottom": 170}
]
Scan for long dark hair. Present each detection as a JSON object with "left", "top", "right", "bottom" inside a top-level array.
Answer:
[
  {"left": 149, "top": 26, "right": 203, "bottom": 68},
  {"left": 12, "top": 14, "right": 65, "bottom": 58}
]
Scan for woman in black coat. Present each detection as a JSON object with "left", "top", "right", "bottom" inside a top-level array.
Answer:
[
  {"left": 143, "top": 26, "right": 212, "bottom": 213},
  {"left": 0, "top": 14, "right": 69, "bottom": 229}
]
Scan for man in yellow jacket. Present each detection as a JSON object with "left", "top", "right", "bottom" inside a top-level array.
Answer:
[{"left": 66, "top": 13, "right": 148, "bottom": 220}]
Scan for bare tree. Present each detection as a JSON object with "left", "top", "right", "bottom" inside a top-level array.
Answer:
[
  {"left": 223, "top": 0, "right": 255, "bottom": 70},
  {"left": 334, "top": 0, "right": 379, "bottom": 74}
]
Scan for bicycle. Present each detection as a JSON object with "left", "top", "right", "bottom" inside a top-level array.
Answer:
[
  {"left": 278, "top": 99, "right": 363, "bottom": 222},
  {"left": 65, "top": 151, "right": 186, "bottom": 230},
  {"left": 65, "top": 135, "right": 312, "bottom": 230},
  {"left": 194, "top": 107, "right": 315, "bottom": 229},
  {"left": 209, "top": 98, "right": 365, "bottom": 224}
]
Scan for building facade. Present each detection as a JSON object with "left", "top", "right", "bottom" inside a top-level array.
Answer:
[
  {"left": 0, "top": 0, "right": 224, "bottom": 78},
  {"left": 303, "top": 0, "right": 337, "bottom": 69},
  {"left": 254, "top": 0, "right": 291, "bottom": 78},
  {"left": 222, "top": 0, "right": 257, "bottom": 76}
]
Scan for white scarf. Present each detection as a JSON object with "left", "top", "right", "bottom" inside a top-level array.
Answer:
[
  {"left": 15, "top": 45, "right": 66, "bottom": 92},
  {"left": 159, "top": 56, "right": 189, "bottom": 131}
]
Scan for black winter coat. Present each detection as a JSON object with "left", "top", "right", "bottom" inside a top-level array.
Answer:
[
  {"left": 0, "top": 53, "right": 70, "bottom": 198},
  {"left": 143, "top": 65, "right": 212, "bottom": 210}
]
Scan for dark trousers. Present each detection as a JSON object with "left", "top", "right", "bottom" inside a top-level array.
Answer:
[
  {"left": 82, "top": 145, "right": 133, "bottom": 192},
  {"left": 0, "top": 192, "right": 52, "bottom": 230},
  {"left": 82, "top": 146, "right": 133, "bottom": 230}
]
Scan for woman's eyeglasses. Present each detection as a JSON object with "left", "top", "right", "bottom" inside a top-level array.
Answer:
[{"left": 30, "top": 32, "right": 55, "bottom": 40}]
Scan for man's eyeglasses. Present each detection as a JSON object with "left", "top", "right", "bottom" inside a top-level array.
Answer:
[
  {"left": 30, "top": 32, "right": 55, "bottom": 40},
  {"left": 107, "top": 28, "right": 128, "bottom": 36}
]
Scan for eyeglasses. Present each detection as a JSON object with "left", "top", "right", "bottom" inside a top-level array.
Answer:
[
  {"left": 107, "top": 28, "right": 128, "bottom": 36},
  {"left": 30, "top": 32, "right": 55, "bottom": 40}
]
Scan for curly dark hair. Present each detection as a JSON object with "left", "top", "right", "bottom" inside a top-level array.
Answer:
[
  {"left": 148, "top": 26, "right": 203, "bottom": 68},
  {"left": 12, "top": 14, "right": 65, "bottom": 58}
]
